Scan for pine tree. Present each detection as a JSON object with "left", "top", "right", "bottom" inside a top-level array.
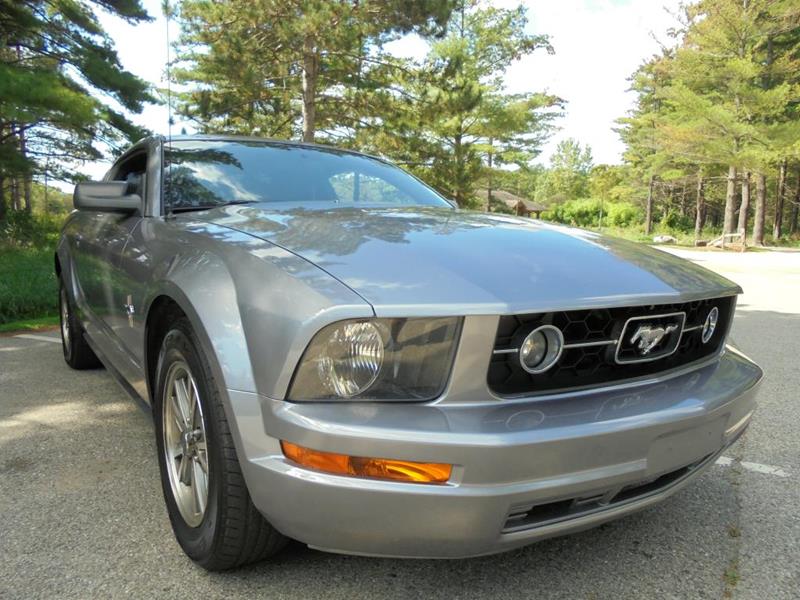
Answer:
[
  {"left": 0, "top": 0, "right": 154, "bottom": 215},
  {"left": 372, "top": 1, "right": 560, "bottom": 206},
  {"left": 173, "top": 0, "right": 455, "bottom": 143}
]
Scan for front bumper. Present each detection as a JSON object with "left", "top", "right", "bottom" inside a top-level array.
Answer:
[{"left": 227, "top": 347, "right": 761, "bottom": 558}]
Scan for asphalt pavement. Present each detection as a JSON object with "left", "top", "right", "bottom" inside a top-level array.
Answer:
[{"left": 1, "top": 249, "right": 798, "bottom": 599}]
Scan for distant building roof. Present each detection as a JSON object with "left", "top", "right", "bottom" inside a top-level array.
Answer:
[{"left": 475, "top": 189, "right": 547, "bottom": 213}]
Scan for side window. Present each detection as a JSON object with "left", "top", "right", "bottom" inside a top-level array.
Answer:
[
  {"left": 329, "top": 171, "right": 413, "bottom": 204},
  {"left": 111, "top": 152, "right": 148, "bottom": 201}
]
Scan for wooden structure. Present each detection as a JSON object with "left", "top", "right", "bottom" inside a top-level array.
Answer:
[{"left": 476, "top": 189, "right": 546, "bottom": 218}]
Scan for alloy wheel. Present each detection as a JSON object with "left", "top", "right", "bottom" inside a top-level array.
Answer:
[
  {"left": 162, "top": 359, "right": 209, "bottom": 527},
  {"left": 60, "top": 288, "right": 70, "bottom": 348}
]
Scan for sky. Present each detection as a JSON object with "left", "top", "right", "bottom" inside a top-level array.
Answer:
[{"left": 83, "top": 0, "right": 682, "bottom": 183}]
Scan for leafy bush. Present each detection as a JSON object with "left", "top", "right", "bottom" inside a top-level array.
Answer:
[
  {"left": 545, "top": 198, "right": 641, "bottom": 228},
  {"left": 1, "top": 211, "right": 63, "bottom": 248},
  {"left": 0, "top": 246, "right": 58, "bottom": 324},
  {"left": 605, "top": 201, "right": 640, "bottom": 227},
  {"left": 0, "top": 212, "right": 64, "bottom": 326},
  {"left": 659, "top": 209, "right": 693, "bottom": 231}
]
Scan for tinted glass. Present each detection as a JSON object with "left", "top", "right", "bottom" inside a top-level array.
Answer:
[{"left": 163, "top": 140, "right": 451, "bottom": 210}]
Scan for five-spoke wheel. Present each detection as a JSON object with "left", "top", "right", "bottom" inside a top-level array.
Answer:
[
  {"left": 162, "top": 360, "right": 209, "bottom": 527},
  {"left": 153, "top": 316, "right": 286, "bottom": 569}
]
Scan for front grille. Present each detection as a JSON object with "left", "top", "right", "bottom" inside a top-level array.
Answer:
[
  {"left": 488, "top": 296, "right": 735, "bottom": 396},
  {"left": 502, "top": 453, "right": 713, "bottom": 533}
]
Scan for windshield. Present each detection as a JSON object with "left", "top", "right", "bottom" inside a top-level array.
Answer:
[{"left": 162, "top": 140, "right": 451, "bottom": 210}]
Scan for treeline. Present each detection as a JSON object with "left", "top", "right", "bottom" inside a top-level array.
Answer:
[{"left": 618, "top": 0, "right": 800, "bottom": 245}]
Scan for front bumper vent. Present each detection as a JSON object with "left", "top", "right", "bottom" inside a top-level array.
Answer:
[{"left": 503, "top": 453, "right": 713, "bottom": 533}]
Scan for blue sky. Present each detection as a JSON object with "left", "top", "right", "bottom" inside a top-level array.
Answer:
[{"left": 85, "top": 0, "right": 682, "bottom": 181}]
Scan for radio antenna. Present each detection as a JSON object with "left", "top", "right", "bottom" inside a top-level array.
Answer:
[{"left": 163, "top": 0, "right": 173, "bottom": 143}]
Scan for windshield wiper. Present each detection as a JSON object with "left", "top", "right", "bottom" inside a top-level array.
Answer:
[{"left": 168, "top": 200, "right": 256, "bottom": 214}]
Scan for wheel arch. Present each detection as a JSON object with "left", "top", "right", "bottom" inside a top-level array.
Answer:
[{"left": 142, "top": 277, "right": 257, "bottom": 406}]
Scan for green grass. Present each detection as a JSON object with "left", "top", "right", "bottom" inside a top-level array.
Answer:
[
  {"left": 0, "top": 245, "right": 58, "bottom": 325},
  {"left": 587, "top": 225, "right": 714, "bottom": 246},
  {"left": 0, "top": 315, "right": 60, "bottom": 333},
  {"left": 588, "top": 224, "right": 800, "bottom": 249}
]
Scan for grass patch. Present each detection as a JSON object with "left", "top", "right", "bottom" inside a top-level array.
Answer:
[
  {"left": 0, "top": 245, "right": 58, "bottom": 325},
  {"left": 723, "top": 564, "right": 740, "bottom": 587},
  {"left": 0, "top": 315, "right": 60, "bottom": 333}
]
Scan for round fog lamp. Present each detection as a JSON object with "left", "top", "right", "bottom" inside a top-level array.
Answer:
[
  {"left": 317, "top": 321, "right": 384, "bottom": 397},
  {"left": 519, "top": 325, "right": 564, "bottom": 374},
  {"left": 701, "top": 306, "right": 719, "bottom": 344}
]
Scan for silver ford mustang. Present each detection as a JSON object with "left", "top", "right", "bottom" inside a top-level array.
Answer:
[{"left": 57, "top": 135, "right": 762, "bottom": 570}]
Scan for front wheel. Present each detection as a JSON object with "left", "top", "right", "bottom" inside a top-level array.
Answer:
[
  {"left": 153, "top": 317, "right": 286, "bottom": 570},
  {"left": 59, "top": 280, "right": 101, "bottom": 369}
]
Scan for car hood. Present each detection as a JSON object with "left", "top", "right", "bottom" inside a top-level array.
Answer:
[{"left": 199, "top": 205, "right": 740, "bottom": 316}]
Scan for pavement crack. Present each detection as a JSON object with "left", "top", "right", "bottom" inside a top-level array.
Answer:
[{"left": 721, "top": 439, "right": 746, "bottom": 599}]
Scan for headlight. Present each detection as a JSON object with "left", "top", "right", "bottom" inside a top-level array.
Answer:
[{"left": 288, "top": 317, "right": 461, "bottom": 401}]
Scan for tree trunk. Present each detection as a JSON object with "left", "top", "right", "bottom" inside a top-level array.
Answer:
[
  {"left": 753, "top": 173, "right": 767, "bottom": 246},
  {"left": 301, "top": 32, "right": 318, "bottom": 143},
  {"left": 723, "top": 165, "right": 737, "bottom": 234},
  {"left": 680, "top": 182, "right": 687, "bottom": 216},
  {"left": 18, "top": 127, "right": 32, "bottom": 213},
  {"left": 737, "top": 171, "right": 750, "bottom": 245},
  {"left": 11, "top": 177, "right": 20, "bottom": 211},
  {"left": 0, "top": 175, "right": 6, "bottom": 221},
  {"left": 773, "top": 159, "right": 786, "bottom": 239},
  {"left": 453, "top": 131, "right": 464, "bottom": 206},
  {"left": 790, "top": 169, "right": 799, "bottom": 236},
  {"left": 694, "top": 174, "right": 705, "bottom": 240},
  {"left": 644, "top": 174, "right": 655, "bottom": 235},
  {"left": 486, "top": 138, "right": 493, "bottom": 212}
]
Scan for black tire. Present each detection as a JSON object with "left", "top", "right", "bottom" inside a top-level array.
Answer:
[
  {"left": 59, "top": 280, "right": 101, "bottom": 369},
  {"left": 153, "top": 317, "right": 286, "bottom": 570}
]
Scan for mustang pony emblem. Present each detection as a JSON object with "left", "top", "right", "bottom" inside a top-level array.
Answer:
[{"left": 629, "top": 323, "right": 679, "bottom": 355}]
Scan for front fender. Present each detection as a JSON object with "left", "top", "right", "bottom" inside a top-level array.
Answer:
[{"left": 140, "top": 219, "right": 372, "bottom": 400}]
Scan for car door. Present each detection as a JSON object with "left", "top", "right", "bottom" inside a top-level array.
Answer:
[
  {"left": 95, "top": 150, "right": 152, "bottom": 367},
  {"left": 70, "top": 152, "right": 146, "bottom": 345}
]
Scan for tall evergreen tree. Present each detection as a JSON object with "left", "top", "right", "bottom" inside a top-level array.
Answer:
[
  {"left": 371, "top": 1, "right": 560, "bottom": 206},
  {"left": 0, "top": 0, "right": 154, "bottom": 215},
  {"left": 173, "top": 0, "right": 455, "bottom": 142}
]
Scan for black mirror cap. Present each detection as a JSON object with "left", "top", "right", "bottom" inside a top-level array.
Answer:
[{"left": 73, "top": 181, "right": 141, "bottom": 214}]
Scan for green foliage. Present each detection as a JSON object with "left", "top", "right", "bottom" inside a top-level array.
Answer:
[
  {"left": 545, "top": 198, "right": 641, "bottom": 228},
  {"left": 0, "top": 0, "right": 155, "bottom": 191},
  {"left": 617, "top": 0, "right": 800, "bottom": 241},
  {"left": 605, "top": 201, "right": 641, "bottom": 228},
  {"left": 1, "top": 211, "right": 61, "bottom": 247},
  {"left": 175, "top": 0, "right": 560, "bottom": 206},
  {"left": 0, "top": 315, "right": 59, "bottom": 333},
  {"left": 0, "top": 245, "right": 58, "bottom": 324},
  {"left": 377, "top": 2, "right": 561, "bottom": 206},
  {"left": 534, "top": 139, "right": 592, "bottom": 204},
  {"left": 660, "top": 209, "right": 693, "bottom": 231},
  {"left": 173, "top": 0, "right": 457, "bottom": 141}
]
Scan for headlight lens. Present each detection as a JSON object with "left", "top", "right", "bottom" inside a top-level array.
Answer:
[
  {"left": 519, "top": 325, "right": 563, "bottom": 374},
  {"left": 288, "top": 317, "right": 461, "bottom": 401},
  {"left": 318, "top": 321, "right": 384, "bottom": 398}
]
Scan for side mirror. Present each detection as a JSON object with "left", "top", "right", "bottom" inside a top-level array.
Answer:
[{"left": 73, "top": 181, "right": 141, "bottom": 214}]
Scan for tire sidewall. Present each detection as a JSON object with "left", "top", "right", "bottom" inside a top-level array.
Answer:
[
  {"left": 153, "top": 324, "right": 223, "bottom": 562},
  {"left": 59, "top": 283, "right": 74, "bottom": 364}
]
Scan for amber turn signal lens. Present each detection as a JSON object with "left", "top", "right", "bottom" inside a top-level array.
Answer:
[{"left": 280, "top": 441, "right": 452, "bottom": 484}]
